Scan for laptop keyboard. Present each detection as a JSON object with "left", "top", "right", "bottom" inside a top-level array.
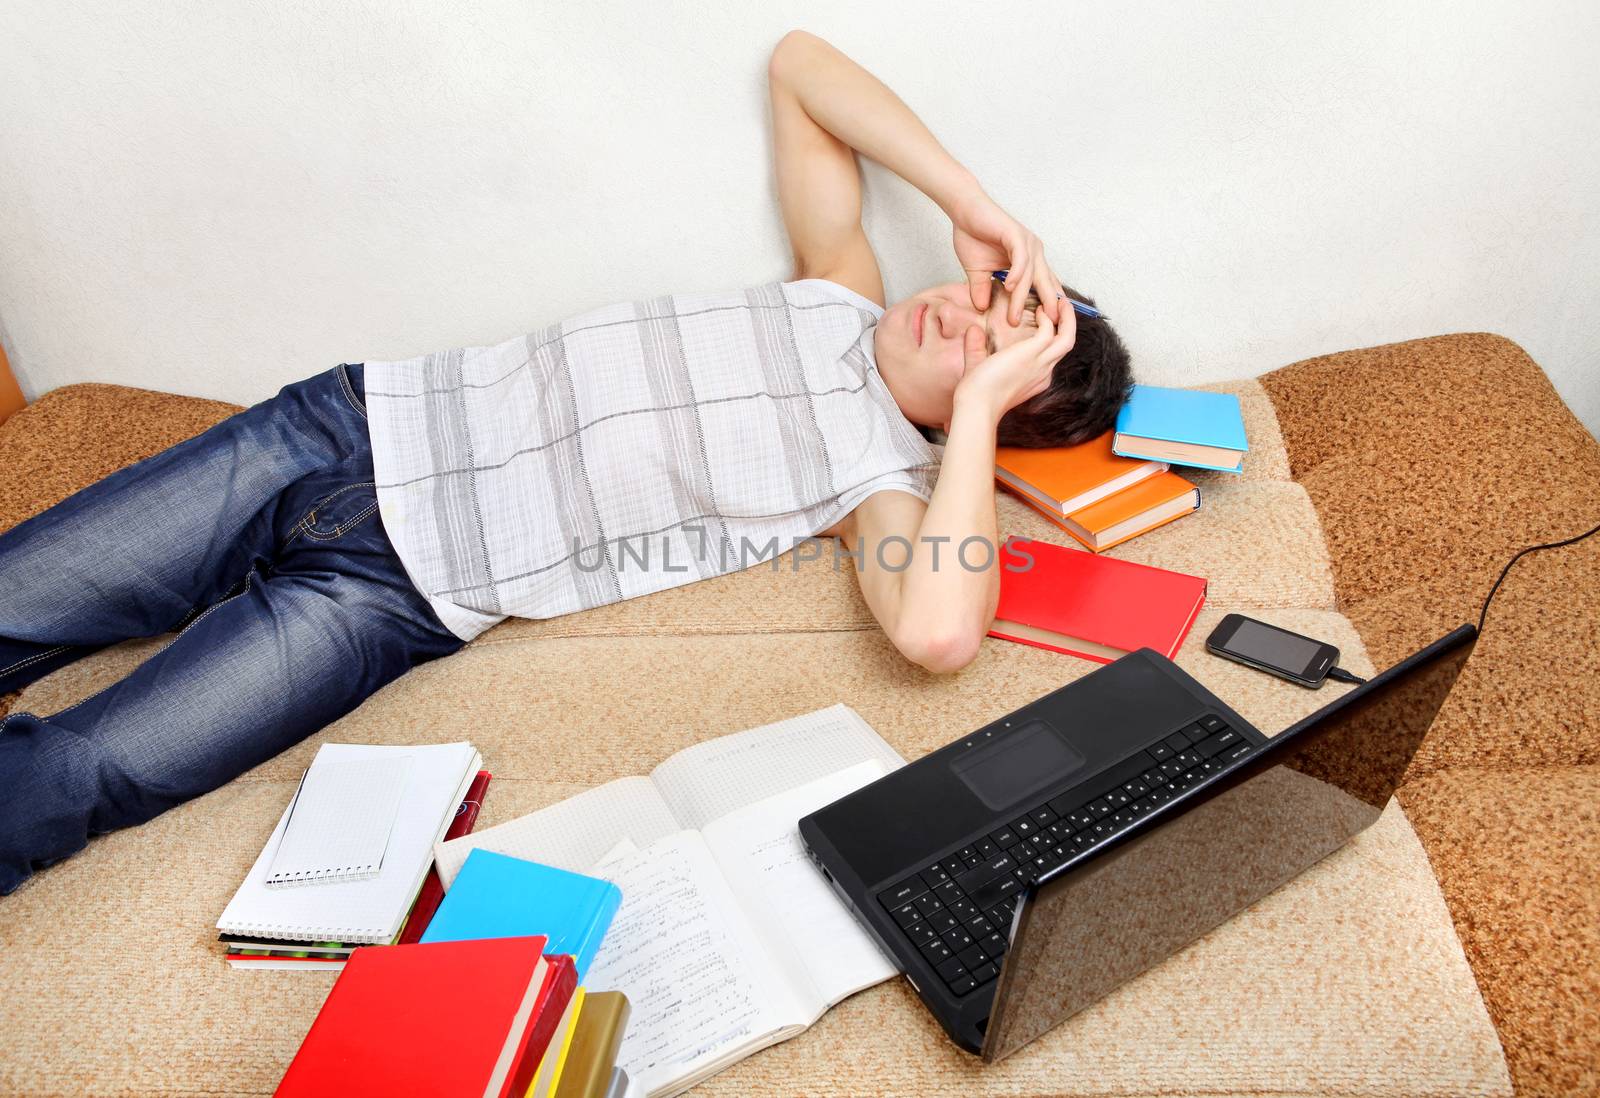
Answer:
[{"left": 876, "top": 714, "right": 1252, "bottom": 998}]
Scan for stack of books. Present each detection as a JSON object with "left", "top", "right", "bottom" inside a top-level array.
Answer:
[
  {"left": 985, "top": 384, "right": 1245, "bottom": 664},
  {"left": 994, "top": 384, "right": 1249, "bottom": 552},
  {"left": 996, "top": 429, "right": 1195, "bottom": 552},
  {"left": 224, "top": 770, "right": 492, "bottom": 968},
  {"left": 269, "top": 841, "right": 633, "bottom": 1095},
  {"left": 274, "top": 935, "right": 590, "bottom": 1098},
  {"left": 245, "top": 706, "right": 915, "bottom": 1096},
  {"left": 419, "top": 848, "right": 632, "bottom": 1096},
  {"left": 217, "top": 742, "right": 484, "bottom": 968}
]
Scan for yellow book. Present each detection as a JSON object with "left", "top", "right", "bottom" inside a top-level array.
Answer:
[{"left": 527, "top": 987, "right": 584, "bottom": 1098}]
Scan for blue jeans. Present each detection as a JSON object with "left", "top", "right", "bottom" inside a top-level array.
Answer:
[{"left": 0, "top": 364, "right": 465, "bottom": 895}]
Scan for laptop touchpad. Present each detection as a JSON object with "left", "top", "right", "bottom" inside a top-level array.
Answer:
[{"left": 949, "top": 719, "right": 1086, "bottom": 812}]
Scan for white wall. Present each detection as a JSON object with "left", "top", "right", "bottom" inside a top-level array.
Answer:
[{"left": 1, "top": 0, "right": 1596, "bottom": 434}]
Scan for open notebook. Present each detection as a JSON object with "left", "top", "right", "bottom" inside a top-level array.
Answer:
[
  {"left": 218, "top": 742, "right": 481, "bottom": 944},
  {"left": 433, "top": 704, "right": 906, "bottom": 1098}
]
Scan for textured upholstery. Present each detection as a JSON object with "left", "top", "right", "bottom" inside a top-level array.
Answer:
[
  {"left": 6, "top": 336, "right": 1590, "bottom": 1093},
  {"left": 1262, "top": 332, "right": 1600, "bottom": 1095}
]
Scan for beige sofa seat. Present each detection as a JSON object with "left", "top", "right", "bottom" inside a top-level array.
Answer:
[{"left": 3, "top": 339, "right": 1580, "bottom": 1094}]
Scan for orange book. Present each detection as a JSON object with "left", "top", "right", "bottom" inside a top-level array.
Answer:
[
  {"left": 1008, "top": 470, "right": 1199, "bottom": 552},
  {"left": 994, "top": 430, "right": 1167, "bottom": 518}
]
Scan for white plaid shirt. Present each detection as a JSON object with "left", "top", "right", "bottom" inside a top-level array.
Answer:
[{"left": 362, "top": 278, "right": 939, "bottom": 640}]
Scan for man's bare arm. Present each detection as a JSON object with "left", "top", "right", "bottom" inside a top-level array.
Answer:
[
  {"left": 769, "top": 29, "right": 1067, "bottom": 323},
  {"left": 840, "top": 390, "right": 1004, "bottom": 675},
  {"left": 771, "top": 31, "right": 1076, "bottom": 674},
  {"left": 769, "top": 30, "right": 986, "bottom": 231},
  {"left": 842, "top": 304, "right": 1076, "bottom": 675}
]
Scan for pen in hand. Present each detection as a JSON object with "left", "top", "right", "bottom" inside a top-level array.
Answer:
[{"left": 992, "top": 269, "right": 1105, "bottom": 320}]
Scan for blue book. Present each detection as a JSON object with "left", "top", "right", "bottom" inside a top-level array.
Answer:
[
  {"left": 421, "top": 849, "right": 622, "bottom": 980},
  {"left": 1113, "top": 384, "right": 1249, "bottom": 473}
]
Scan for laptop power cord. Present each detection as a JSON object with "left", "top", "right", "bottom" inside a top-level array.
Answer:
[
  {"left": 1325, "top": 519, "right": 1600, "bottom": 689},
  {"left": 1476, "top": 518, "right": 1600, "bottom": 635}
]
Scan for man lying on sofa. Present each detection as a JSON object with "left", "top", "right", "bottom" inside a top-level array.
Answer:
[{"left": 0, "top": 30, "right": 1131, "bottom": 894}]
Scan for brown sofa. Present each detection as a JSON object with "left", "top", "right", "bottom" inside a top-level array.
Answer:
[{"left": 0, "top": 333, "right": 1594, "bottom": 1095}]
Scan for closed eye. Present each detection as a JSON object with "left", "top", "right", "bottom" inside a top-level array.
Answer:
[{"left": 985, "top": 306, "right": 1038, "bottom": 355}]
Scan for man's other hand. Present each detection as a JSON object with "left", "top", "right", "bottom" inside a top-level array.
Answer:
[{"left": 954, "top": 303, "right": 1076, "bottom": 421}]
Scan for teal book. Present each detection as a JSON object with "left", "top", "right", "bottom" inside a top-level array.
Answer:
[
  {"left": 421, "top": 849, "right": 621, "bottom": 980},
  {"left": 1112, "top": 384, "right": 1249, "bottom": 473}
]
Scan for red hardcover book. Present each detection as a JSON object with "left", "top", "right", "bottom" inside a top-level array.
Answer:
[
  {"left": 398, "top": 769, "right": 492, "bottom": 945},
  {"left": 507, "top": 955, "right": 579, "bottom": 1098},
  {"left": 275, "top": 936, "right": 576, "bottom": 1098},
  {"left": 989, "top": 537, "right": 1207, "bottom": 663}
]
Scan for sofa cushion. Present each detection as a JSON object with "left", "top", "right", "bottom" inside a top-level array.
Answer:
[
  {"left": 13, "top": 609, "right": 1377, "bottom": 787},
  {"left": 1262, "top": 331, "right": 1600, "bottom": 1095},
  {"left": 1260, "top": 332, "right": 1600, "bottom": 773},
  {"left": 3, "top": 624, "right": 1514, "bottom": 1098},
  {"left": 0, "top": 382, "right": 241, "bottom": 536},
  {"left": 1398, "top": 766, "right": 1600, "bottom": 1098}
]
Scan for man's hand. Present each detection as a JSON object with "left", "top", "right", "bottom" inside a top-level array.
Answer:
[
  {"left": 954, "top": 302, "right": 1077, "bottom": 420},
  {"left": 951, "top": 190, "right": 1068, "bottom": 325}
]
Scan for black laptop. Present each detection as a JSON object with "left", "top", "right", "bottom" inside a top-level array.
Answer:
[{"left": 798, "top": 624, "right": 1477, "bottom": 1061}]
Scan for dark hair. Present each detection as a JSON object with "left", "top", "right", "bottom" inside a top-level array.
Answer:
[{"left": 994, "top": 283, "right": 1133, "bottom": 448}]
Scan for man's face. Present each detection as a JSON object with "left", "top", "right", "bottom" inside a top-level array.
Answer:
[{"left": 874, "top": 280, "right": 1040, "bottom": 429}]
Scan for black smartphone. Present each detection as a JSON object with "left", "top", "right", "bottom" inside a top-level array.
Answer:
[{"left": 1205, "top": 613, "right": 1338, "bottom": 688}]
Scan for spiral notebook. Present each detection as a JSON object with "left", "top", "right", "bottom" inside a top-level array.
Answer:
[
  {"left": 217, "top": 742, "right": 480, "bottom": 944},
  {"left": 265, "top": 751, "right": 412, "bottom": 886}
]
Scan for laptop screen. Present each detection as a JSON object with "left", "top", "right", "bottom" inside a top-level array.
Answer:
[{"left": 981, "top": 625, "right": 1478, "bottom": 1062}]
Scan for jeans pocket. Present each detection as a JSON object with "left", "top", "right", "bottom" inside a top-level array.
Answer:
[
  {"left": 297, "top": 481, "right": 378, "bottom": 541},
  {"left": 337, "top": 363, "right": 367, "bottom": 419}
]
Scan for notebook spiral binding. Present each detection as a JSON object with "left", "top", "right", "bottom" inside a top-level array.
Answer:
[
  {"left": 223, "top": 920, "right": 389, "bottom": 944},
  {"left": 264, "top": 863, "right": 384, "bottom": 888}
]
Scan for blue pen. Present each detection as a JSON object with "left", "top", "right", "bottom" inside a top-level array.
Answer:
[{"left": 991, "top": 269, "right": 1104, "bottom": 320}]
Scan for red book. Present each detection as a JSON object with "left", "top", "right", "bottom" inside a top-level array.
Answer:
[
  {"left": 274, "top": 937, "right": 577, "bottom": 1098},
  {"left": 989, "top": 537, "right": 1207, "bottom": 663},
  {"left": 504, "top": 954, "right": 579, "bottom": 1098},
  {"left": 398, "top": 769, "right": 492, "bottom": 945}
]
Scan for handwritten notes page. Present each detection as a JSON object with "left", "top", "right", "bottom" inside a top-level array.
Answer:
[
  {"left": 587, "top": 831, "right": 804, "bottom": 1098},
  {"left": 426, "top": 706, "right": 911, "bottom": 1095},
  {"left": 700, "top": 760, "right": 899, "bottom": 1020}
]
